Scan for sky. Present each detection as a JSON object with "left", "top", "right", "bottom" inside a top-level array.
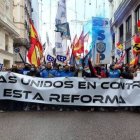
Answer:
[{"left": 40, "top": 0, "right": 110, "bottom": 45}]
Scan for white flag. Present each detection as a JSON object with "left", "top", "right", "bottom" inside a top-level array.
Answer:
[
  {"left": 55, "top": 0, "right": 68, "bottom": 64},
  {"left": 44, "top": 33, "right": 56, "bottom": 63}
]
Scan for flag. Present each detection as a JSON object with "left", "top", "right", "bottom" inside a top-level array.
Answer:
[
  {"left": 129, "top": 56, "right": 139, "bottom": 66},
  {"left": 71, "top": 35, "right": 78, "bottom": 49},
  {"left": 69, "top": 35, "right": 78, "bottom": 66},
  {"left": 55, "top": 0, "right": 70, "bottom": 64},
  {"left": 137, "top": 20, "right": 140, "bottom": 32},
  {"left": 117, "top": 52, "right": 126, "bottom": 64},
  {"left": 72, "top": 31, "right": 85, "bottom": 56},
  {"left": 116, "top": 42, "right": 123, "bottom": 50},
  {"left": 83, "top": 48, "right": 92, "bottom": 67},
  {"left": 55, "top": 22, "right": 71, "bottom": 39},
  {"left": 43, "top": 35, "right": 56, "bottom": 63},
  {"left": 133, "top": 35, "right": 140, "bottom": 53},
  {"left": 27, "top": 19, "right": 43, "bottom": 67}
]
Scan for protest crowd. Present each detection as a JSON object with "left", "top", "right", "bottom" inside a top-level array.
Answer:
[
  {"left": 1, "top": 13, "right": 140, "bottom": 113},
  {"left": 0, "top": 60, "right": 140, "bottom": 112}
]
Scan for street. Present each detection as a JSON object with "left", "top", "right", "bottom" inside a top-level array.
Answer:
[{"left": 0, "top": 111, "right": 140, "bottom": 140}]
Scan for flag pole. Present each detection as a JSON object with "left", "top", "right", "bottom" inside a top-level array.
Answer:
[{"left": 19, "top": 52, "right": 25, "bottom": 64}]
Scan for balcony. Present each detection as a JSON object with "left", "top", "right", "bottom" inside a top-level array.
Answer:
[{"left": 13, "top": 38, "right": 30, "bottom": 49}]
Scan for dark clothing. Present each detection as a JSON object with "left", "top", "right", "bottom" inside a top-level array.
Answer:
[
  {"left": 82, "top": 70, "right": 91, "bottom": 77},
  {"left": 27, "top": 71, "right": 41, "bottom": 77},
  {"left": 88, "top": 60, "right": 98, "bottom": 78},
  {"left": 11, "top": 68, "right": 19, "bottom": 73},
  {"left": 121, "top": 72, "right": 133, "bottom": 79}
]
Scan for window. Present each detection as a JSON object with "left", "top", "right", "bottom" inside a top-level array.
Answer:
[
  {"left": 126, "top": 15, "right": 132, "bottom": 40},
  {"left": 3, "top": 59, "right": 10, "bottom": 69},
  {"left": 5, "top": 34, "right": 9, "bottom": 51},
  {"left": 126, "top": 16, "right": 132, "bottom": 33},
  {"left": 135, "top": 4, "right": 140, "bottom": 23},
  {"left": 126, "top": 48, "right": 131, "bottom": 64},
  {"left": 135, "top": 5, "right": 140, "bottom": 33},
  {"left": 119, "top": 24, "right": 123, "bottom": 43}
]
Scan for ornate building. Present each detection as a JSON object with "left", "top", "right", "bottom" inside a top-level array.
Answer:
[
  {"left": 0, "top": 0, "right": 19, "bottom": 68},
  {"left": 109, "top": 0, "right": 140, "bottom": 63},
  {"left": 13, "top": 0, "right": 32, "bottom": 64}
]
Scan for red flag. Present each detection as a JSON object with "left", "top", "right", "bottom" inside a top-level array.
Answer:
[
  {"left": 129, "top": 56, "right": 139, "bottom": 66},
  {"left": 71, "top": 35, "right": 78, "bottom": 49},
  {"left": 27, "top": 19, "right": 43, "bottom": 67},
  {"left": 133, "top": 35, "right": 140, "bottom": 54},
  {"left": 137, "top": 20, "right": 140, "bottom": 32},
  {"left": 72, "top": 31, "right": 85, "bottom": 56},
  {"left": 116, "top": 42, "right": 123, "bottom": 50}
]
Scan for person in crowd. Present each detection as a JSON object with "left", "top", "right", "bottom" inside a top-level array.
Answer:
[
  {"left": 27, "top": 65, "right": 41, "bottom": 111},
  {"left": 11, "top": 64, "right": 20, "bottom": 73},
  {"left": 88, "top": 60, "right": 101, "bottom": 78},
  {"left": 108, "top": 64, "right": 121, "bottom": 78},
  {"left": 41, "top": 62, "right": 57, "bottom": 78},
  {"left": 8, "top": 64, "right": 21, "bottom": 111},
  {"left": 40, "top": 62, "right": 58, "bottom": 110},
  {"left": 100, "top": 65, "right": 108, "bottom": 78},
  {"left": 21, "top": 63, "right": 31, "bottom": 75},
  {"left": 56, "top": 64, "right": 63, "bottom": 74},
  {"left": 58, "top": 64, "right": 75, "bottom": 77},
  {"left": 121, "top": 65, "right": 134, "bottom": 79},
  {"left": 136, "top": 66, "right": 140, "bottom": 77},
  {"left": 27, "top": 64, "right": 40, "bottom": 77},
  {"left": 82, "top": 66, "right": 92, "bottom": 77},
  {"left": 1, "top": 66, "right": 7, "bottom": 71},
  {"left": 39, "top": 64, "right": 46, "bottom": 77},
  {"left": 70, "top": 65, "right": 77, "bottom": 76},
  {"left": 77, "top": 64, "right": 83, "bottom": 77}
]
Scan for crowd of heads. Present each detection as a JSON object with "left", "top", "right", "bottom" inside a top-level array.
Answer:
[
  {"left": 1, "top": 61, "right": 140, "bottom": 79},
  {"left": 0, "top": 62, "right": 140, "bottom": 112}
]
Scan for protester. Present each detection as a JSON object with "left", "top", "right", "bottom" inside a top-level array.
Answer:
[
  {"left": 21, "top": 63, "right": 31, "bottom": 75},
  {"left": 41, "top": 62, "right": 58, "bottom": 78},
  {"left": 27, "top": 64, "right": 40, "bottom": 77},
  {"left": 136, "top": 66, "right": 140, "bottom": 77},
  {"left": 11, "top": 64, "right": 19, "bottom": 73},
  {"left": 70, "top": 65, "right": 77, "bottom": 76},
  {"left": 108, "top": 64, "right": 121, "bottom": 78},
  {"left": 121, "top": 65, "right": 134, "bottom": 79},
  {"left": 58, "top": 64, "right": 75, "bottom": 77},
  {"left": 1, "top": 67, "right": 7, "bottom": 71},
  {"left": 77, "top": 64, "right": 83, "bottom": 77},
  {"left": 100, "top": 65, "right": 108, "bottom": 78},
  {"left": 1, "top": 60, "right": 140, "bottom": 112}
]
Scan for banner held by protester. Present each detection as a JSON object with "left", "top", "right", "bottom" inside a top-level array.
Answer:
[
  {"left": 92, "top": 17, "right": 112, "bottom": 64},
  {"left": 1, "top": 72, "right": 140, "bottom": 106}
]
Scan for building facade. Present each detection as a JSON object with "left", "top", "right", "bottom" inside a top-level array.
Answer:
[
  {"left": 13, "top": 0, "right": 32, "bottom": 64},
  {"left": 0, "top": 0, "right": 19, "bottom": 68},
  {"left": 109, "top": 0, "right": 140, "bottom": 63}
]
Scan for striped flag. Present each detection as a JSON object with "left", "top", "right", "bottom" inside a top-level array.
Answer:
[
  {"left": 27, "top": 19, "right": 43, "bottom": 67},
  {"left": 129, "top": 56, "right": 139, "bottom": 66}
]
